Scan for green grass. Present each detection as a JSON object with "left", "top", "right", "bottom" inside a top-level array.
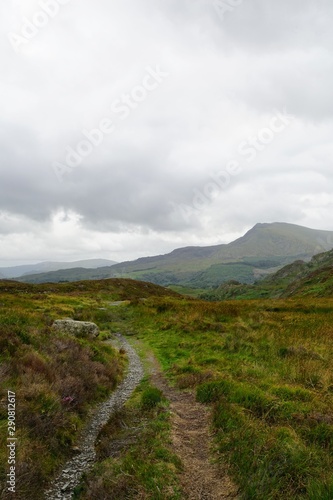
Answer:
[
  {"left": 202, "top": 249, "right": 333, "bottom": 301},
  {"left": 141, "top": 386, "right": 164, "bottom": 409},
  {"left": 167, "top": 285, "right": 205, "bottom": 298},
  {"left": 1, "top": 278, "right": 333, "bottom": 499},
  {"left": 75, "top": 379, "right": 183, "bottom": 499},
  {"left": 0, "top": 279, "right": 179, "bottom": 499},
  {"left": 129, "top": 296, "right": 333, "bottom": 499},
  {"left": 0, "top": 289, "right": 125, "bottom": 499}
]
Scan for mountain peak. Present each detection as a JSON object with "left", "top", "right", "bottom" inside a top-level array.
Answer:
[{"left": 14, "top": 222, "right": 333, "bottom": 288}]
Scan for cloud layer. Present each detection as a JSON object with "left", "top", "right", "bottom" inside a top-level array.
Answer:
[{"left": 1, "top": 0, "right": 333, "bottom": 265}]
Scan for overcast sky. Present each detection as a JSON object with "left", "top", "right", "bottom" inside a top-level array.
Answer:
[{"left": 1, "top": 0, "right": 333, "bottom": 266}]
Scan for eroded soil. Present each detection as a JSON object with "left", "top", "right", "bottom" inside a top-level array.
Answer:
[{"left": 147, "top": 353, "right": 239, "bottom": 500}]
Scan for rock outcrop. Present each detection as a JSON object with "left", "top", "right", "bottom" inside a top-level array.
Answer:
[{"left": 52, "top": 319, "right": 99, "bottom": 338}]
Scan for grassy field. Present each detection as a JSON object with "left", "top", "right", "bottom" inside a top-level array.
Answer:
[
  {"left": 129, "top": 296, "right": 333, "bottom": 499},
  {"left": 0, "top": 281, "right": 128, "bottom": 499},
  {"left": 0, "top": 279, "right": 332, "bottom": 499},
  {"left": 0, "top": 279, "right": 178, "bottom": 499},
  {"left": 202, "top": 249, "right": 333, "bottom": 301},
  {"left": 75, "top": 378, "right": 183, "bottom": 499}
]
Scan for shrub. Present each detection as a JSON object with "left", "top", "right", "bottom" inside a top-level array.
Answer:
[
  {"left": 230, "top": 385, "right": 279, "bottom": 419},
  {"left": 307, "top": 478, "right": 333, "bottom": 500},
  {"left": 141, "top": 387, "right": 163, "bottom": 409},
  {"left": 176, "top": 370, "right": 214, "bottom": 389},
  {"left": 271, "top": 386, "right": 313, "bottom": 402},
  {"left": 303, "top": 423, "right": 333, "bottom": 449},
  {"left": 196, "top": 379, "right": 233, "bottom": 403}
]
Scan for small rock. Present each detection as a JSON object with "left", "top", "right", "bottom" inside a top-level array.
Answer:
[{"left": 61, "top": 482, "right": 71, "bottom": 492}]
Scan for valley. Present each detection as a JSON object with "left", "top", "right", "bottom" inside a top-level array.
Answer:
[{"left": 10, "top": 223, "right": 333, "bottom": 289}]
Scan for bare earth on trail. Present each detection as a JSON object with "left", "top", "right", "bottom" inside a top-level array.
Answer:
[{"left": 147, "top": 354, "right": 239, "bottom": 500}]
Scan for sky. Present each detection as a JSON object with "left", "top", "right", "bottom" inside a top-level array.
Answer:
[{"left": 1, "top": 0, "right": 333, "bottom": 266}]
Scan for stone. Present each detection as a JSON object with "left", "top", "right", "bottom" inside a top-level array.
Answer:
[
  {"left": 61, "top": 482, "right": 71, "bottom": 492},
  {"left": 52, "top": 319, "right": 99, "bottom": 338}
]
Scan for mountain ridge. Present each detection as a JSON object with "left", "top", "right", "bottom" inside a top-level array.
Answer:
[
  {"left": 15, "top": 223, "right": 333, "bottom": 287},
  {"left": 202, "top": 248, "right": 333, "bottom": 300},
  {"left": 0, "top": 259, "right": 118, "bottom": 279}
]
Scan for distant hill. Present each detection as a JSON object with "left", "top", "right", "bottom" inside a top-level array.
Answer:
[
  {"left": 0, "top": 259, "right": 117, "bottom": 279},
  {"left": 17, "top": 223, "right": 333, "bottom": 287},
  {"left": 0, "top": 277, "right": 180, "bottom": 300},
  {"left": 202, "top": 248, "right": 333, "bottom": 300}
]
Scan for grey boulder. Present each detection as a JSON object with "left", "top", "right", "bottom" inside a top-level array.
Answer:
[{"left": 52, "top": 319, "right": 99, "bottom": 338}]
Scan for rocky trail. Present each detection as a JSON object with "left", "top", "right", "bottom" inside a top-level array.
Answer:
[
  {"left": 45, "top": 335, "right": 238, "bottom": 499},
  {"left": 44, "top": 334, "right": 144, "bottom": 500}
]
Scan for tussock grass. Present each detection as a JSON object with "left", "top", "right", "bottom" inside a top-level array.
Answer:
[
  {"left": 76, "top": 380, "right": 182, "bottom": 500},
  {"left": 131, "top": 296, "right": 333, "bottom": 499},
  {"left": 0, "top": 282, "right": 128, "bottom": 499},
  {"left": 0, "top": 279, "right": 179, "bottom": 499},
  {"left": 1, "top": 279, "right": 332, "bottom": 498}
]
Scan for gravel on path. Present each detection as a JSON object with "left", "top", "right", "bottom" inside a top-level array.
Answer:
[{"left": 44, "top": 333, "right": 144, "bottom": 500}]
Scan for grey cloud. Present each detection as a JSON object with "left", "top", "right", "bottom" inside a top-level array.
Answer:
[
  {"left": 209, "top": 0, "right": 333, "bottom": 51},
  {"left": 0, "top": 0, "right": 333, "bottom": 264}
]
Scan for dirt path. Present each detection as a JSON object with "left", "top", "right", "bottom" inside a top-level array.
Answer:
[
  {"left": 44, "top": 334, "right": 238, "bottom": 499},
  {"left": 44, "top": 334, "right": 144, "bottom": 500},
  {"left": 147, "top": 353, "right": 239, "bottom": 500}
]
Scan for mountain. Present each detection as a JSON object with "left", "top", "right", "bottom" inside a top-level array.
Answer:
[
  {"left": 202, "top": 248, "right": 333, "bottom": 300},
  {"left": 17, "top": 223, "right": 333, "bottom": 287},
  {"left": 0, "top": 259, "right": 117, "bottom": 279}
]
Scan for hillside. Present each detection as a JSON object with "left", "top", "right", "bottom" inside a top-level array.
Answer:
[
  {"left": 202, "top": 249, "right": 333, "bottom": 300},
  {"left": 0, "top": 277, "right": 179, "bottom": 300},
  {"left": 0, "top": 278, "right": 179, "bottom": 499},
  {"left": 0, "top": 259, "right": 117, "bottom": 279},
  {"left": 1, "top": 279, "right": 333, "bottom": 498},
  {"left": 17, "top": 223, "right": 333, "bottom": 287},
  {"left": 127, "top": 295, "right": 333, "bottom": 499}
]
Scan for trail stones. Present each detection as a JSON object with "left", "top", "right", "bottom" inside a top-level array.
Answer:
[
  {"left": 44, "top": 334, "right": 144, "bottom": 499},
  {"left": 52, "top": 319, "right": 99, "bottom": 338}
]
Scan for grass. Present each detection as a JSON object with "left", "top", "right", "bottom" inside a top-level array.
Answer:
[
  {"left": 1, "top": 278, "right": 333, "bottom": 498},
  {"left": 75, "top": 379, "right": 183, "bottom": 499},
  {"left": 167, "top": 285, "right": 205, "bottom": 298},
  {"left": 128, "top": 296, "right": 333, "bottom": 499},
  {"left": 0, "top": 279, "right": 179, "bottom": 499},
  {"left": 202, "top": 250, "right": 333, "bottom": 301}
]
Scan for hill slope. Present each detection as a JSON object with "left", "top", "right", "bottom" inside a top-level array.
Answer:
[
  {"left": 0, "top": 278, "right": 179, "bottom": 499},
  {"left": 18, "top": 223, "right": 333, "bottom": 287},
  {"left": 0, "top": 259, "right": 117, "bottom": 279},
  {"left": 203, "top": 248, "right": 333, "bottom": 300}
]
